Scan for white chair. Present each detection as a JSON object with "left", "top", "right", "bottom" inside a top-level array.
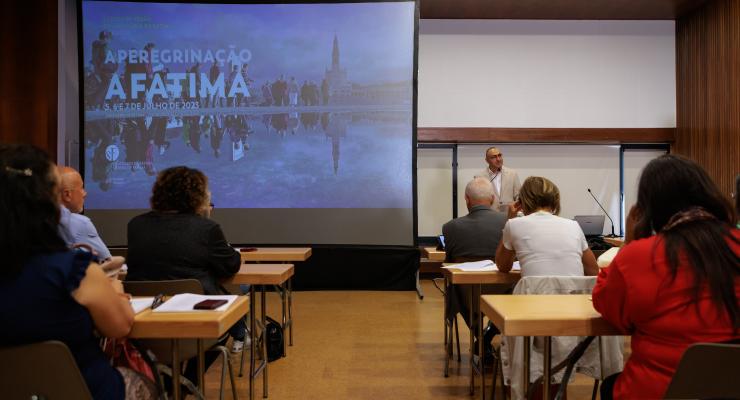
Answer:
[{"left": 499, "top": 276, "right": 624, "bottom": 400}]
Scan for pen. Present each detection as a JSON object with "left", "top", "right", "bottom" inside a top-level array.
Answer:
[{"left": 151, "top": 294, "right": 165, "bottom": 310}]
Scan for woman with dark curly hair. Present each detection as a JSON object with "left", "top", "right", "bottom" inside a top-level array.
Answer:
[
  {"left": 593, "top": 155, "right": 739, "bottom": 399},
  {"left": 126, "top": 166, "right": 246, "bottom": 353},
  {"left": 127, "top": 166, "right": 240, "bottom": 294}
]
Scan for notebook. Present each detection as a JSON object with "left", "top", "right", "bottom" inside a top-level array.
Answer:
[
  {"left": 441, "top": 260, "right": 521, "bottom": 272},
  {"left": 152, "top": 294, "right": 237, "bottom": 312},
  {"left": 130, "top": 297, "right": 155, "bottom": 314}
]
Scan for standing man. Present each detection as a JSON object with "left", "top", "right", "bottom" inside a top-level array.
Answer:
[
  {"left": 475, "top": 146, "right": 521, "bottom": 212},
  {"left": 58, "top": 166, "right": 112, "bottom": 261}
]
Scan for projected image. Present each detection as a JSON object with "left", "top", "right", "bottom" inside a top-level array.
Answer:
[{"left": 81, "top": 1, "right": 415, "bottom": 209}]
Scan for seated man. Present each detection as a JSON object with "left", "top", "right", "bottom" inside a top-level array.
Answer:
[
  {"left": 442, "top": 177, "right": 507, "bottom": 328},
  {"left": 58, "top": 166, "right": 112, "bottom": 261}
]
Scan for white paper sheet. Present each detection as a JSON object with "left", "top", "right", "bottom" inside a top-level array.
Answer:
[
  {"left": 152, "top": 294, "right": 238, "bottom": 313},
  {"left": 441, "top": 260, "right": 521, "bottom": 272},
  {"left": 597, "top": 246, "right": 620, "bottom": 268},
  {"left": 130, "top": 297, "right": 154, "bottom": 314}
]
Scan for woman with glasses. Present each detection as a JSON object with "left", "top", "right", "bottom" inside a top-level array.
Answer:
[{"left": 125, "top": 166, "right": 247, "bottom": 379}]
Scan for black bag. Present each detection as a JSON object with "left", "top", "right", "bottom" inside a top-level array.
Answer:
[{"left": 265, "top": 316, "right": 284, "bottom": 362}]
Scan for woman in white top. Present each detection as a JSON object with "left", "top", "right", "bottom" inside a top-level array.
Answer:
[{"left": 495, "top": 176, "right": 599, "bottom": 276}]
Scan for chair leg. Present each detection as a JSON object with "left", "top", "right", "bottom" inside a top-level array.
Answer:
[
  {"left": 491, "top": 348, "right": 499, "bottom": 400},
  {"left": 220, "top": 349, "right": 228, "bottom": 400},
  {"left": 239, "top": 315, "right": 249, "bottom": 377},
  {"left": 239, "top": 342, "right": 246, "bottom": 377},
  {"left": 445, "top": 317, "right": 451, "bottom": 378},
  {"left": 499, "top": 351, "right": 507, "bottom": 400},
  {"left": 454, "top": 316, "right": 461, "bottom": 362},
  {"left": 591, "top": 379, "right": 600, "bottom": 400},
  {"left": 490, "top": 344, "right": 508, "bottom": 400},
  {"left": 154, "top": 364, "right": 170, "bottom": 400},
  {"left": 156, "top": 364, "right": 204, "bottom": 400},
  {"left": 228, "top": 350, "right": 239, "bottom": 400},
  {"left": 214, "top": 346, "right": 239, "bottom": 400}
]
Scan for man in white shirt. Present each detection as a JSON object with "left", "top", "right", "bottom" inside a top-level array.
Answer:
[
  {"left": 57, "top": 166, "right": 112, "bottom": 260},
  {"left": 475, "top": 146, "right": 521, "bottom": 212}
]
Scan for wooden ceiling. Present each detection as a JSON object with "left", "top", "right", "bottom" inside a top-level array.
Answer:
[{"left": 419, "top": 0, "right": 713, "bottom": 20}]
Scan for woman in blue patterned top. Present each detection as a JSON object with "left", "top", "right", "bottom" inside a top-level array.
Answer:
[{"left": 0, "top": 144, "right": 155, "bottom": 400}]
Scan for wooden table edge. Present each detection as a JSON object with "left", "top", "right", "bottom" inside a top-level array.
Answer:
[
  {"left": 442, "top": 268, "right": 521, "bottom": 285},
  {"left": 129, "top": 296, "right": 250, "bottom": 339},
  {"left": 239, "top": 247, "right": 312, "bottom": 262},
  {"left": 479, "top": 295, "right": 620, "bottom": 337},
  {"left": 227, "top": 263, "right": 295, "bottom": 285}
]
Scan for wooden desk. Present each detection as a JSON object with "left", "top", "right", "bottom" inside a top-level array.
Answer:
[
  {"left": 603, "top": 237, "right": 625, "bottom": 247},
  {"left": 442, "top": 265, "right": 521, "bottom": 393},
  {"left": 422, "top": 246, "right": 446, "bottom": 262},
  {"left": 442, "top": 266, "right": 521, "bottom": 286},
  {"left": 130, "top": 296, "right": 249, "bottom": 399},
  {"left": 239, "top": 247, "right": 310, "bottom": 347},
  {"left": 130, "top": 296, "right": 249, "bottom": 339},
  {"left": 239, "top": 247, "right": 311, "bottom": 262},
  {"left": 479, "top": 295, "right": 619, "bottom": 399},
  {"left": 229, "top": 264, "right": 295, "bottom": 286},
  {"left": 227, "top": 264, "right": 294, "bottom": 400}
]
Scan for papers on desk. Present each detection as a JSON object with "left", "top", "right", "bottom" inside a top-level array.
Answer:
[
  {"left": 597, "top": 246, "right": 620, "bottom": 268},
  {"left": 441, "top": 260, "right": 521, "bottom": 272},
  {"left": 130, "top": 297, "right": 154, "bottom": 314},
  {"left": 152, "top": 294, "right": 238, "bottom": 313}
]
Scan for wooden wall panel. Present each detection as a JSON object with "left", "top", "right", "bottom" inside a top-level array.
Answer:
[
  {"left": 418, "top": 127, "right": 675, "bottom": 144},
  {"left": 676, "top": 0, "right": 740, "bottom": 197},
  {"left": 420, "top": 0, "right": 710, "bottom": 20},
  {"left": 0, "top": 2, "right": 58, "bottom": 159}
]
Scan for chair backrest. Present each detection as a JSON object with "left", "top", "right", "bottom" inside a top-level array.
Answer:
[
  {"left": 124, "top": 279, "right": 204, "bottom": 296},
  {"left": 663, "top": 342, "right": 740, "bottom": 399},
  {"left": 0, "top": 340, "right": 93, "bottom": 400}
]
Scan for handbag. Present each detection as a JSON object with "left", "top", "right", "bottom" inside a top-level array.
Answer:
[
  {"left": 103, "top": 338, "right": 156, "bottom": 382},
  {"left": 265, "top": 316, "right": 284, "bottom": 362}
]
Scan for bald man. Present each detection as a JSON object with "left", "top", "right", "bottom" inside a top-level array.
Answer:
[
  {"left": 58, "top": 166, "right": 112, "bottom": 260},
  {"left": 442, "top": 178, "right": 507, "bottom": 329}
]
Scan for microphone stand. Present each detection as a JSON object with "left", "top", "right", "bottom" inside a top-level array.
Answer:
[{"left": 587, "top": 188, "right": 618, "bottom": 238}]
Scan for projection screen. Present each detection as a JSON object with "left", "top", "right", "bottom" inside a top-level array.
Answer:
[{"left": 80, "top": 0, "right": 417, "bottom": 246}]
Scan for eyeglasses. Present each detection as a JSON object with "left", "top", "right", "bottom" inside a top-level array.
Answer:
[
  {"left": 209, "top": 203, "right": 215, "bottom": 210},
  {"left": 151, "top": 294, "right": 165, "bottom": 310}
]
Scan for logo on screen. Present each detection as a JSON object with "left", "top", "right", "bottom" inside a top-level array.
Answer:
[{"left": 105, "top": 145, "right": 120, "bottom": 162}]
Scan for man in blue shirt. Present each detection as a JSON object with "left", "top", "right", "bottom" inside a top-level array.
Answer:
[{"left": 58, "top": 166, "right": 112, "bottom": 260}]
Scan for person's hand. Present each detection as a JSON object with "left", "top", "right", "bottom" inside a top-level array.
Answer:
[
  {"left": 111, "top": 278, "right": 123, "bottom": 293},
  {"left": 625, "top": 205, "right": 641, "bottom": 244},
  {"left": 507, "top": 201, "right": 522, "bottom": 219},
  {"left": 110, "top": 278, "right": 130, "bottom": 300}
]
